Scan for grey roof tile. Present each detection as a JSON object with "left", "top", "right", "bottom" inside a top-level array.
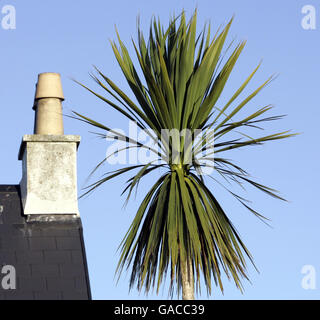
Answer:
[{"left": 0, "top": 185, "right": 91, "bottom": 300}]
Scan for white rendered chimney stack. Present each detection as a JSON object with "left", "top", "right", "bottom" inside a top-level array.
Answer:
[{"left": 19, "top": 73, "right": 80, "bottom": 216}]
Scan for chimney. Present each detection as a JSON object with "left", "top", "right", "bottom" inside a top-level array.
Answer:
[{"left": 18, "top": 73, "right": 80, "bottom": 216}]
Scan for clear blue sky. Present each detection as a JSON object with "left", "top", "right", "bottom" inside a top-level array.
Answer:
[{"left": 1, "top": 0, "right": 319, "bottom": 299}]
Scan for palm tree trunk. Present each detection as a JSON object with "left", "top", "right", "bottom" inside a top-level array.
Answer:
[{"left": 181, "top": 256, "right": 195, "bottom": 300}]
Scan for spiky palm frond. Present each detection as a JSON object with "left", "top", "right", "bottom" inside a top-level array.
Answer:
[{"left": 74, "top": 10, "right": 296, "bottom": 297}]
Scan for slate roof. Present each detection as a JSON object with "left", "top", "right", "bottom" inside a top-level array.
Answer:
[{"left": 0, "top": 185, "right": 91, "bottom": 300}]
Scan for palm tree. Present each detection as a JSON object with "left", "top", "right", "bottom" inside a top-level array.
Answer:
[{"left": 74, "top": 10, "right": 295, "bottom": 300}]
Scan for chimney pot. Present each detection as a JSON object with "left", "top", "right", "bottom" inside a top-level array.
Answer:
[
  {"left": 33, "top": 73, "right": 64, "bottom": 135},
  {"left": 34, "top": 72, "right": 64, "bottom": 101}
]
